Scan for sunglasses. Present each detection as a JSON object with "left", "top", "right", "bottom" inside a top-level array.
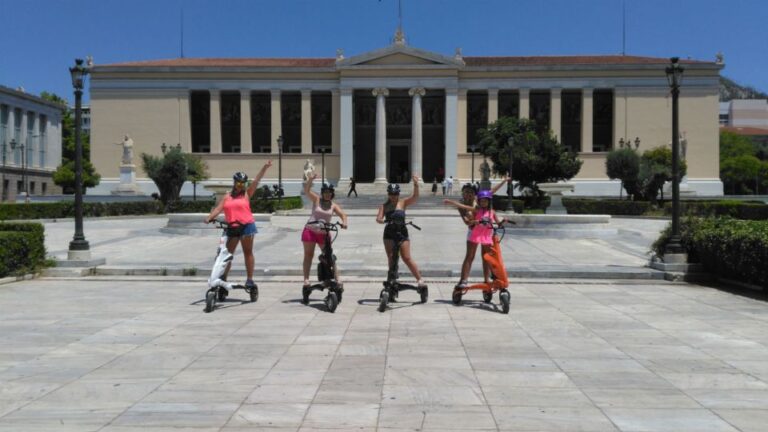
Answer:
[{"left": 235, "top": 181, "right": 246, "bottom": 186}]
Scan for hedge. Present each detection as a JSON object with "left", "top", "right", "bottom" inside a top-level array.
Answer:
[
  {"left": 663, "top": 200, "right": 768, "bottom": 220},
  {"left": 0, "top": 222, "right": 46, "bottom": 277},
  {"left": 0, "top": 197, "right": 303, "bottom": 220},
  {"left": 491, "top": 197, "right": 524, "bottom": 213},
  {"left": 653, "top": 217, "right": 768, "bottom": 288},
  {"left": 563, "top": 198, "right": 651, "bottom": 215}
]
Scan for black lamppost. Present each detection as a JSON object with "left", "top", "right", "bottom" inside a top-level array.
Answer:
[
  {"left": 665, "top": 57, "right": 684, "bottom": 254},
  {"left": 277, "top": 135, "right": 283, "bottom": 206},
  {"left": 68, "top": 58, "right": 90, "bottom": 257},
  {"left": 161, "top": 142, "right": 167, "bottom": 154},
  {"left": 320, "top": 148, "right": 326, "bottom": 186},
  {"left": 9, "top": 138, "right": 28, "bottom": 202},
  {"left": 507, "top": 136, "right": 514, "bottom": 211},
  {"left": 469, "top": 144, "right": 477, "bottom": 183}
]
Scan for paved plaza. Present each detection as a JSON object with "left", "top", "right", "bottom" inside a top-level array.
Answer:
[{"left": 1, "top": 212, "right": 767, "bottom": 430}]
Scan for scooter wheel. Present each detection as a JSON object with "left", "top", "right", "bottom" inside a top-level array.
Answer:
[
  {"left": 452, "top": 289, "right": 462, "bottom": 306},
  {"left": 325, "top": 291, "right": 339, "bottom": 313},
  {"left": 204, "top": 291, "right": 216, "bottom": 313},
  {"left": 301, "top": 285, "right": 311, "bottom": 305},
  {"left": 500, "top": 290, "right": 511, "bottom": 314},
  {"left": 335, "top": 284, "right": 343, "bottom": 303},
  {"left": 249, "top": 285, "right": 259, "bottom": 303},
  {"left": 482, "top": 290, "right": 493, "bottom": 304},
  {"left": 378, "top": 290, "right": 389, "bottom": 312},
  {"left": 217, "top": 288, "right": 228, "bottom": 302},
  {"left": 419, "top": 286, "right": 428, "bottom": 304}
]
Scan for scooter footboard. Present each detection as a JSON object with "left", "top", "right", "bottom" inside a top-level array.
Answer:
[{"left": 483, "top": 240, "right": 509, "bottom": 288}]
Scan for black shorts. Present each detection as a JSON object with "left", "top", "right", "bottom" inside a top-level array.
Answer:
[{"left": 383, "top": 224, "right": 409, "bottom": 241}]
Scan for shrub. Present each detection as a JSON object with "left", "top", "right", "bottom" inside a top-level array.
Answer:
[
  {"left": 663, "top": 200, "right": 768, "bottom": 220},
  {"left": 653, "top": 217, "right": 768, "bottom": 288},
  {"left": 562, "top": 198, "right": 651, "bottom": 215},
  {"left": 0, "top": 222, "right": 46, "bottom": 277},
  {"left": 490, "top": 197, "right": 524, "bottom": 213}
]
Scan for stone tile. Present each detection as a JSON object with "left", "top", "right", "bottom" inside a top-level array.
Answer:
[
  {"left": 382, "top": 384, "right": 485, "bottom": 405},
  {"left": 685, "top": 388, "right": 768, "bottom": 409},
  {"left": 713, "top": 409, "right": 768, "bottom": 432},
  {"left": 482, "top": 386, "right": 594, "bottom": 407},
  {"left": 302, "top": 403, "right": 379, "bottom": 428},
  {"left": 581, "top": 388, "right": 701, "bottom": 409},
  {"left": 378, "top": 405, "right": 497, "bottom": 430},
  {"left": 246, "top": 384, "right": 319, "bottom": 403},
  {"left": 110, "top": 402, "right": 239, "bottom": 428},
  {"left": 603, "top": 408, "right": 739, "bottom": 432},
  {"left": 492, "top": 406, "right": 617, "bottom": 431},
  {"left": 475, "top": 371, "right": 575, "bottom": 388},
  {"left": 313, "top": 383, "right": 382, "bottom": 404}
]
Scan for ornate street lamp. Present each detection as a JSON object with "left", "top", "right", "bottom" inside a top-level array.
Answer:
[
  {"left": 507, "top": 136, "right": 514, "bottom": 212},
  {"left": 665, "top": 57, "right": 685, "bottom": 255},
  {"left": 68, "top": 58, "right": 90, "bottom": 259},
  {"left": 469, "top": 144, "right": 477, "bottom": 183},
  {"left": 277, "top": 135, "right": 283, "bottom": 206}
]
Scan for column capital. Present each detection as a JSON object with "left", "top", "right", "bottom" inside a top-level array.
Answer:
[
  {"left": 301, "top": 88, "right": 312, "bottom": 96},
  {"left": 487, "top": 88, "right": 499, "bottom": 96},
  {"left": 457, "top": 88, "right": 467, "bottom": 97},
  {"left": 240, "top": 89, "right": 251, "bottom": 97},
  {"left": 582, "top": 87, "right": 594, "bottom": 94},
  {"left": 270, "top": 89, "right": 281, "bottom": 97},
  {"left": 372, "top": 87, "right": 389, "bottom": 97},
  {"left": 209, "top": 89, "right": 221, "bottom": 96},
  {"left": 550, "top": 87, "right": 562, "bottom": 95},
  {"left": 340, "top": 87, "right": 353, "bottom": 96},
  {"left": 408, "top": 87, "right": 426, "bottom": 97}
]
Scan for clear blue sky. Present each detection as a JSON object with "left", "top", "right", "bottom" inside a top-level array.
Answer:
[{"left": 2, "top": 0, "right": 766, "bottom": 105}]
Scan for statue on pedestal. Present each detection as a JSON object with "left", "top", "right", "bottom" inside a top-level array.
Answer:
[
  {"left": 111, "top": 134, "right": 142, "bottom": 196},
  {"left": 116, "top": 134, "right": 134, "bottom": 165},
  {"left": 479, "top": 160, "right": 492, "bottom": 191}
]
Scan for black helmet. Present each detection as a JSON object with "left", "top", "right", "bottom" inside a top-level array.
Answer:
[
  {"left": 320, "top": 183, "right": 335, "bottom": 198},
  {"left": 233, "top": 172, "right": 248, "bottom": 183},
  {"left": 387, "top": 183, "right": 401, "bottom": 194},
  {"left": 461, "top": 182, "right": 478, "bottom": 194}
]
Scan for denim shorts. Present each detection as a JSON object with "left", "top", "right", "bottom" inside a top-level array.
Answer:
[{"left": 229, "top": 222, "right": 257, "bottom": 237}]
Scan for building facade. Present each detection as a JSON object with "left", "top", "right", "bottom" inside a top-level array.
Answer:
[
  {"left": 0, "top": 86, "right": 64, "bottom": 201},
  {"left": 90, "top": 39, "right": 724, "bottom": 196}
]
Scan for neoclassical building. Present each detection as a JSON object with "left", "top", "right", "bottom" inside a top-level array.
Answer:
[{"left": 90, "top": 35, "right": 724, "bottom": 196}]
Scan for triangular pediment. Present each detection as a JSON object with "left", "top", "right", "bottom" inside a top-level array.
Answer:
[{"left": 337, "top": 44, "right": 464, "bottom": 68}]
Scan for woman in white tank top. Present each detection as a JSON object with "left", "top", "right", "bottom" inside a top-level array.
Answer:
[{"left": 302, "top": 174, "right": 348, "bottom": 288}]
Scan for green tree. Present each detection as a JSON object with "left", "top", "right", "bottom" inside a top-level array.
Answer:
[
  {"left": 638, "top": 146, "right": 687, "bottom": 203},
  {"left": 721, "top": 155, "right": 763, "bottom": 194},
  {"left": 185, "top": 154, "right": 209, "bottom": 200},
  {"left": 720, "top": 130, "right": 755, "bottom": 161},
  {"left": 141, "top": 147, "right": 209, "bottom": 210},
  {"left": 40, "top": 91, "right": 100, "bottom": 193},
  {"left": 477, "top": 117, "right": 582, "bottom": 196},
  {"left": 605, "top": 147, "right": 640, "bottom": 200}
]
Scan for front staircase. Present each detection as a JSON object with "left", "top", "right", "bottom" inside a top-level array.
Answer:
[{"left": 332, "top": 182, "right": 459, "bottom": 209}]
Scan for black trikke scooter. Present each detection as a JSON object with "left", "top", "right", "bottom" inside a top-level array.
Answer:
[
  {"left": 302, "top": 220, "right": 344, "bottom": 313},
  {"left": 378, "top": 219, "right": 428, "bottom": 312}
]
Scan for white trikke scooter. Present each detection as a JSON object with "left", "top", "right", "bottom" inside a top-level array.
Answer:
[{"left": 204, "top": 220, "right": 258, "bottom": 313}]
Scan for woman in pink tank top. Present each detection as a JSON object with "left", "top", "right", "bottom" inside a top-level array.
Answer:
[
  {"left": 205, "top": 161, "right": 272, "bottom": 289},
  {"left": 302, "top": 173, "right": 348, "bottom": 289}
]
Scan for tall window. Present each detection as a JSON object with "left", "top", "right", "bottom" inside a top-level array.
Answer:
[
  {"left": 593, "top": 89, "right": 614, "bottom": 152},
  {"left": 220, "top": 92, "right": 240, "bottom": 153},
  {"left": 250, "top": 92, "right": 271, "bottom": 153},
  {"left": 39, "top": 115, "right": 47, "bottom": 167},
  {"left": 529, "top": 91, "right": 551, "bottom": 135},
  {"left": 466, "top": 91, "right": 487, "bottom": 152},
  {"left": 26, "top": 112, "right": 35, "bottom": 167},
  {"left": 190, "top": 91, "right": 210, "bottom": 153},
  {"left": 499, "top": 91, "right": 519, "bottom": 119},
  {"left": 561, "top": 90, "right": 582, "bottom": 152},
  {"left": 311, "top": 92, "right": 332, "bottom": 153},
  {"left": 281, "top": 92, "right": 301, "bottom": 153}
]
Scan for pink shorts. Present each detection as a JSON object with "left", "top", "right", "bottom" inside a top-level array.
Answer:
[{"left": 301, "top": 227, "right": 326, "bottom": 245}]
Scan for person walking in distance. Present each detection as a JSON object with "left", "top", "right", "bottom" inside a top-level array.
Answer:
[{"left": 347, "top": 177, "right": 357, "bottom": 198}]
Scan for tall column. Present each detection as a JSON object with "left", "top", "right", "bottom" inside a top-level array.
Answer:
[
  {"left": 30, "top": 112, "right": 39, "bottom": 168},
  {"left": 209, "top": 90, "right": 222, "bottom": 153},
  {"left": 409, "top": 87, "right": 425, "bottom": 179},
  {"left": 178, "top": 91, "right": 191, "bottom": 152},
  {"left": 550, "top": 87, "right": 562, "bottom": 140},
  {"left": 339, "top": 88, "right": 353, "bottom": 180},
  {"left": 445, "top": 88, "right": 458, "bottom": 182},
  {"left": 270, "top": 89, "right": 282, "bottom": 153},
  {"left": 301, "top": 89, "right": 312, "bottom": 154},
  {"left": 519, "top": 88, "right": 530, "bottom": 119},
  {"left": 457, "top": 89, "right": 468, "bottom": 153},
  {"left": 581, "top": 88, "right": 593, "bottom": 153},
  {"left": 372, "top": 87, "right": 389, "bottom": 183},
  {"left": 240, "top": 90, "right": 252, "bottom": 153},
  {"left": 331, "top": 89, "right": 340, "bottom": 154},
  {"left": 487, "top": 88, "right": 499, "bottom": 124}
]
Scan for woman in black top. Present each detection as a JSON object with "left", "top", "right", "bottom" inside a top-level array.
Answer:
[{"left": 376, "top": 176, "right": 425, "bottom": 287}]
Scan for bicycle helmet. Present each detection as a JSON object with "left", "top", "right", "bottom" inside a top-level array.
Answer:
[
  {"left": 232, "top": 172, "right": 248, "bottom": 183},
  {"left": 320, "top": 183, "right": 335, "bottom": 199},
  {"left": 477, "top": 190, "right": 493, "bottom": 201},
  {"left": 461, "top": 182, "right": 478, "bottom": 194},
  {"left": 387, "top": 183, "right": 401, "bottom": 195}
]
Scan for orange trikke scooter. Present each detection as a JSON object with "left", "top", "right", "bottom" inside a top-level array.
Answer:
[{"left": 452, "top": 218, "right": 513, "bottom": 314}]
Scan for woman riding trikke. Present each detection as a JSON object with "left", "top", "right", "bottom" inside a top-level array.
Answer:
[
  {"left": 376, "top": 175, "right": 426, "bottom": 288},
  {"left": 302, "top": 173, "right": 349, "bottom": 290},
  {"left": 445, "top": 177, "right": 510, "bottom": 288},
  {"left": 205, "top": 161, "right": 273, "bottom": 291}
]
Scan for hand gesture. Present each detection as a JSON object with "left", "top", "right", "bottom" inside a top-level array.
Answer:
[
  {"left": 412, "top": 175, "right": 420, "bottom": 184},
  {"left": 311, "top": 173, "right": 319, "bottom": 180},
  {"left": 264, "top": 160, "right": 273, "bottom": 169}
]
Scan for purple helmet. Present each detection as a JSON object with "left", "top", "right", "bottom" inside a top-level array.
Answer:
[{"left": 477, "top": 190, "right": 493, "bottom": 201}]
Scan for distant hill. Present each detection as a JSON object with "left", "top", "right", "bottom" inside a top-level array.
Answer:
[{"left": 720, "top": 76, "right": 768, "bottom": 101}]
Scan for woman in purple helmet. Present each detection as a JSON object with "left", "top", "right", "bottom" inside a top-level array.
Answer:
[{"left": 444, "top": 187, "right": 508, "bottom": 287}]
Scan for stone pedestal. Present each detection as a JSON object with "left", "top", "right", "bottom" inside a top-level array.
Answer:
[
  {"left": 111, "top": 164, "right": 143, "bottom": 196},
  {"left": 538, "top": 182, "right": 574, "bottom": 214}
]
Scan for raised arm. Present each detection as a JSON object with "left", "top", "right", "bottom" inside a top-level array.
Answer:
[
  {"left": 491, "top": 176, "right": 511, "bottom": 195},
  {"left": 403, "top": 175, "right": 420, "bottom": 207},
  {"left": 304, "top": 173, "right": 320, "bottom": 204},
  {"left": 443, "top": 198, "right": 475, "bottom": 212},
  {"left": 204, "top": 195, "right": 227, "bottom": 223},
  {"left": 247, "top": 160, "right": 273, "bottom": 197}
]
